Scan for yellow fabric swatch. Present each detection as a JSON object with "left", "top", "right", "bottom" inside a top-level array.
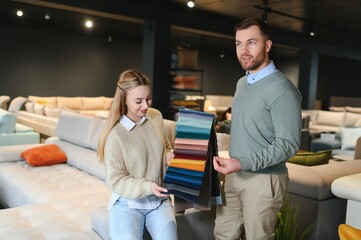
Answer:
[{"left": 169, "top": 159, "right": 206, "bottom": 172}]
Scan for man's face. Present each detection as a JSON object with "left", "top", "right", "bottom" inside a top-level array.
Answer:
[{"left": 235, "top": 25, "right": 272, "bottom": 74}]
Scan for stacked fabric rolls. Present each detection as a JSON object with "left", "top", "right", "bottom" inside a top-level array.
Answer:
[{"left": 164, "top": 108, "right": 221, "bottom": 211}]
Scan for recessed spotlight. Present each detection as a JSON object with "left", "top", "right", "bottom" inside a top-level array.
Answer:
[
  {"left": 309, "top": 31, "right": 315, "bottom": 37},
  {"left": 16, "top": 10, "right": 23, "bottom": 17},
  {"left": 187, "top": 0, "right": 195, "bottom": 8},
  {"left": 85, "top": 19, "right": 93, "bottom": 28},
  {"left": 44, "top": 13, "right": 51, "bottom": 20}
]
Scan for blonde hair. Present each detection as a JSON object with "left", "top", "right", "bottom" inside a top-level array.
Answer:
[{"left": 97, "top": 69, "right": 151, "bottom": 162}]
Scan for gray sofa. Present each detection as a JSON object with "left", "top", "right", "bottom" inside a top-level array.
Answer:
[{"left": 0, "top": 111, "right": 216, "bottom": 240}]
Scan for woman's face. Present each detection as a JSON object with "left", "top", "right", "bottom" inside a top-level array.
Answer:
[{"left": 125, "top": 85, "right": 152, "bottom": 122}]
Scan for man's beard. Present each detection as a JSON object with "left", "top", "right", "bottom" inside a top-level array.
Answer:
[{"left": 239, "top": 53, "right": 265, "bottom": 71}]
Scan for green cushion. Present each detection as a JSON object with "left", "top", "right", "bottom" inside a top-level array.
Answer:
[{"left": 288, "top": 150, "right": 332, "bottom": 166}]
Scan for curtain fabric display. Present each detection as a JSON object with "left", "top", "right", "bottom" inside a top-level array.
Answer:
[{"left": 164, "top": 109, "right": 222, "bottom": 212}]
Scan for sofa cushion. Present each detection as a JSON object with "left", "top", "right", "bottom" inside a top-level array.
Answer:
[
  {"left": 28, "top": 96, "right": 58, "bottom": 107},
  {"left": 0, "top": 109, "right": 17, "bottom": 133},
  {"left": 315, "top": 110, "right": 345, "bottom": 127},
  {"left": 55, "top": 112, "right": 101, "bottom": 149},
  {"left": 340, "top": 127, "right": 361, "bottom": 150},
  {"left": 0, "top": 192, "right": 109, "bottom": 238},
  {"left": 0, "top": 144, "right": 42, "bottom": 163},
  {"left": 89, "top": 119, "right": 106, "bottom": 151},
  {"left": 25, "top": 101, "right": 34, "bottom": 113},
  {"left": 344, "top": 112, "right": 361, "bottom": 127},
  {"left": 0, "top": 160, "right": 108, "bottom": 208},
  {"left": 48, "top": 138, "right": 106, "bottom": 181},
  {"left": 288, "top": 150, "right": 332, "bottom": 166},
  {"left": 82, "top": 97, "right": 107, "bottom": 110},
  {"left": 21, "top": 144, "right": 67, "bottom": 167},
  {"left": 345, "top": 106, "right": 361, "bottom": 114},
  {"left": 57, "top": 97, "right": 82, "bottom": 110},
  {"left": 33, "top": 103, "right": 45, "bottom": 115},
  {"left": 44, "top": 105, "right": 62, "bottom": 118}
]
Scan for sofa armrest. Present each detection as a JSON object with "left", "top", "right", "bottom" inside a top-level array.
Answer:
[
  {"left": 0, "top": 143, "right": 43, "bottom": 162},
  {"left": 354, "top": 137, "right": 361, "bottom": 159},
  {"left": 0, "top": 132, "right": 40, "bottom": 147},
  {"left": 332, "top": 173, "right": 361, "bottom": 202}
]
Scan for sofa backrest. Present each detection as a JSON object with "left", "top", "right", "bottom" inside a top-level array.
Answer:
[
  {"left": 28, "top": 96, "right": 113, "bottom": 111},
  {"left": 0, "top": 109, "right": 17, "bottom": 134},
  {"left": 49, "top": 112, "right": 177, "bottom": 181},
  {"left": 55, "top": 111, "right": 101, "bottom": 149}
]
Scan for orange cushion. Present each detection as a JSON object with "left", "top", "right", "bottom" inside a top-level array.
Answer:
[
  {"left": 21, "top": 144, "right": 67, "bottom": 167},
  {"left": 339, "top": 224, "right": 361, "bottom": 240}
]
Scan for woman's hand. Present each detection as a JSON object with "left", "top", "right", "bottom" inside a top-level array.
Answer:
[
  {"left": 165, "top": 151, "right": 174, "bottom": 165},
  {"left": 150, "top": 182, "right": 169, "bottom": 197}
]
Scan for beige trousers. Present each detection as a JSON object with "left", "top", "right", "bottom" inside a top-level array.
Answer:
[{"left": 214, "top": 171, "right": 289, "bottom": 240}]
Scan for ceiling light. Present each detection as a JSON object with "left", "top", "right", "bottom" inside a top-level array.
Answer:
[
  {"left": 16, "top": 10, "right": 23, "bottom": 17},
  {"left": 187, "top": 0, "right": 195, "bottom": 8},
  {"left": 309, "top": 31, "right": 315, "bottom": 37},
  {"left": 85, "top": 19, "right": 93, "bottom": 28},
  {"left": 44, "top": 13, "right": 51, "bottom": 20}
]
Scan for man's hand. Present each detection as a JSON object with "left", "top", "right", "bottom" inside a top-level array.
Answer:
[
  {"left": 213, "top": 156, "right": 241, "bottom": 175},
  {"left": 150, "top": 182, "right": 169, "bottom": 197}
]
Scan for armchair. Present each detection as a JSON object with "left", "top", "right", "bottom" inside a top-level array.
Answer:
[{"left": 0, "top": 109, "right": 40, "bottom": 146}]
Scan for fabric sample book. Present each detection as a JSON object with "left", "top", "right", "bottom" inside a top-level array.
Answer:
[{"left": 164, "top": 109, "right": 221, "bottom": 212}]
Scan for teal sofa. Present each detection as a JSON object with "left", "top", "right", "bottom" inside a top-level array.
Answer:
[{"left": 0, "top": 109, "right": 40, "bottom": 146}]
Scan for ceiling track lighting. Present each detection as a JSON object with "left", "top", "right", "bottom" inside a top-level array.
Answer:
[
  {"left": 187, "top": 0, "right": 195, "bottom": 8},
  {"left": 254, "top": 0, "right": 344, "bottom": 38}
]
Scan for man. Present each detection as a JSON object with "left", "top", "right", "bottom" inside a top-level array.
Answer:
[{"left": 213, "top": 17, "right": 302, "bottom": 240}]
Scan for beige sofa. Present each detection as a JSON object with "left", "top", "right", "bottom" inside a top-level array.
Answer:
[
  {"left": 14, "top": 96, "right": 112, "bottom": 136},
  {"left": 302, "top": 109, "right": 361, "bottom": 136}
]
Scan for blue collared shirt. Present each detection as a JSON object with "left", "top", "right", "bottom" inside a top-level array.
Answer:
[
  {"left": 107, "top": 114, "right": 163, "bottom": 210},
  {"left": 246, "top": 60, "right": 276, "bottom": 85}
]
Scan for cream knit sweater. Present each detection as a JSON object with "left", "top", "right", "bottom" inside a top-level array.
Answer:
[{"left": 104, "top": 108, "right": 172, "bottom": 199}]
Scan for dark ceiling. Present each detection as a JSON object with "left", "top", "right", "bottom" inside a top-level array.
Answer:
[
  {"left": 1, "top": 0, "right": 361, "bottom": 54},
  {"left": 172, "top": 0, "right": 361, "bottom": 48}
]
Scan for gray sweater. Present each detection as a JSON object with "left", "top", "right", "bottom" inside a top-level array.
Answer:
[{"left": 230, "top": 70, "right": 302, "bottom": 174}]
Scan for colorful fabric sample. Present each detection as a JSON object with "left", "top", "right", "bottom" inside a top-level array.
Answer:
[{"left": 164, "top": 109, "right": 221, "bottom": 211}]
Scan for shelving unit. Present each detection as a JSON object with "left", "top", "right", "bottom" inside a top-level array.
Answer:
[{"left": 167, "top": 48, "right": 205, "bottom": 119}]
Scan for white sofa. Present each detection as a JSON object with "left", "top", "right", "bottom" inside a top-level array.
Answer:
[
  {"left": 0, "top": 111, "right": 218, "bottom": 240},
  {"left": 331, "top": 173, "right": 361, "bottom": 230},
  {"left": 10, "top": 96, "right": 112, "bottom": 137}
]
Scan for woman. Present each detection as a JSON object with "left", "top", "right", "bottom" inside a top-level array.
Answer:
[{"left": 98, "top": 69, "right": 177, "bottom": 240}]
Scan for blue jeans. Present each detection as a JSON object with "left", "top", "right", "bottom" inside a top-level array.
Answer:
[{"left": 109, "top": 197, "right": 177, "bottom": 240}]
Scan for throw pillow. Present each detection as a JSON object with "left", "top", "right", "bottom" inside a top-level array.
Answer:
[
  {"left": 288, "top": 150, "right": 331, "bottom": 166},
  {"left": 345, "top": 106, "right": 361, "bottom": 114},
  {"left": 44, "top": 105, "right": 62, "bottom": 118},
  {"left": 33, "top": 102, "right": 45, "bottom": 115},
  {"left": 340, "top": 127, "right": 361, "bottom": 150},
  {"left": 21, "top": 144, "right": 67, "bottom": 167},
  {"left": 177, "top": 46, "right": 199, "bottom": 69},
  {"left": 329, "top": 106, "right": 346, "bottom": 112},
  {"left": 25, "top": 101, "right": 34, "bottom": 113}
]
